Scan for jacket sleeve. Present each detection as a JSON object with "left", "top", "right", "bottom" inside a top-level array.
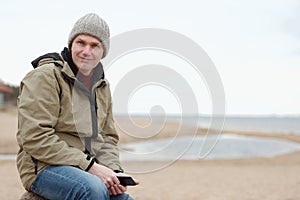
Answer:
[{"left": 17, "top": 67, "right": 91, "bottom": 170}]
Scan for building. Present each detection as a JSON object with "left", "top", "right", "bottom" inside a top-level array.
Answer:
[{"left": 0, "top": 84, "right": 14, "bottom": 108}]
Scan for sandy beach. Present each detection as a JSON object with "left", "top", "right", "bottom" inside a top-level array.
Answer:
[{"left": 1, "top": 108, "right": 300, "bottom": 200}]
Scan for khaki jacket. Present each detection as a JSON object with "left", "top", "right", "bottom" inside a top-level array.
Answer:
[{"left": 16, "top": 50, "right": 122, "bottom": 190}]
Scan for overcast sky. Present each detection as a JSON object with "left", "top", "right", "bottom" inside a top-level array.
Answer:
[{"left": 1, "top": 0, "right": 299, "bottom": 115}]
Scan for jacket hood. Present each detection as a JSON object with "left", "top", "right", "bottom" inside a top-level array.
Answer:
[{"left": 31, "top": 52, "right": 64, "bottom": 69}]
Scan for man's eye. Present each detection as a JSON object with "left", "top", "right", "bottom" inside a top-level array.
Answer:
[{"left": 91, "top": 44, "right": 99, "bottom": 48}]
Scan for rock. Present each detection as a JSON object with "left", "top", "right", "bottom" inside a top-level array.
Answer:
[{"left": 19, "top": 192, "right": 46, "bottom": 200}]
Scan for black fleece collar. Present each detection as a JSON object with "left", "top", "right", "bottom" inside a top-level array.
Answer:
[{"left": 61, "top": 47, "right": 78, "bottom": 76}]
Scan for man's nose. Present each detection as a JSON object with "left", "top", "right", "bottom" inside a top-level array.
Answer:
[{"left": 82, "top": 45, "right": 92, "bottom": 55}]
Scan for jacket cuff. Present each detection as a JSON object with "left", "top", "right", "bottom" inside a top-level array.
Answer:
[
  {"left": 85, "top": 158, "right": 96, "bottom": 171},
  {"left": 78, "top": 156, "right": 91, "bottom": 170},
  {"left": 114, "top": 169, "right": 124, "bottom": 173}
]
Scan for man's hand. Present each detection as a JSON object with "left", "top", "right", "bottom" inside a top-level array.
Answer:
[{"left": 88, "top": 163, "right": 127, "bottom": 195}]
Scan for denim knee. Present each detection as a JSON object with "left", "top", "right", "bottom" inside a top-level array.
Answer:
[{"left": 80, "top": 175, "right": 110, "bottom": 200}]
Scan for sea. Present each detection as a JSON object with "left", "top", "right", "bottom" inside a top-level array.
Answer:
[
  {"left": 156, "top": 115, "right": 300, "bottom": 134},
  {"left": 205, "top": 115, "right": 300, "bottom": 134}
]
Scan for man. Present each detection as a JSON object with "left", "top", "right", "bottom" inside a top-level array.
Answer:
[{"left": 16, "top": 13, "right": 138, "bottom": 199}]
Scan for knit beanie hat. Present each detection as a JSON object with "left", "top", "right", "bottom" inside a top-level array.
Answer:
[{"left": 68, "top": 13, "right": 110, "bottom": 58}]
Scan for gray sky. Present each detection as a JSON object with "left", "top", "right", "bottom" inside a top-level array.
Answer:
[{"left": 1, "top": 0, "right": 299, "bottom": 115}]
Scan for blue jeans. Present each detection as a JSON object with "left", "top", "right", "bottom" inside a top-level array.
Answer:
[{"left": 30, "top": 166, "right": 134, "bottom": 200}]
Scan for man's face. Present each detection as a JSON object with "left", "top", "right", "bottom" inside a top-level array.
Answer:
[{"left": 71, "top": 34, "right": 104, "bottom": 76}]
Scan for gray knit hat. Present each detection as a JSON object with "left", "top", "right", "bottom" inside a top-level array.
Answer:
[{"left": 68, "top": 13, "right": 110, "bottom": 58}]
